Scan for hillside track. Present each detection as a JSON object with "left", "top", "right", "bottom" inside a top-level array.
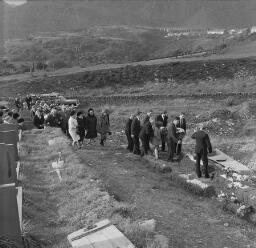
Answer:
[{"left": 1, "top": 52, "right": 256, "bottom": 84}]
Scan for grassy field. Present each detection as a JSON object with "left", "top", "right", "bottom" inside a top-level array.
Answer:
[
  {"left": 20, "top": 127, "right": 162, "bottom": 248},
  {"left": 20, "top": 96, "right": 256, "bottom": 248}
]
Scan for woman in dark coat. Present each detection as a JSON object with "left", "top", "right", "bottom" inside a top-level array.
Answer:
[
  {"left": 85, "top": 108, "right": 97, "bottom": 143},
  {"left": 77, "top": 111, "right": 86, "bottom": 147},
  {"left": 33, "top": 110, "right": 45, "bottom": 129},
  {"left": 97, "top": 109, "right": 110, "bottom": 146}
]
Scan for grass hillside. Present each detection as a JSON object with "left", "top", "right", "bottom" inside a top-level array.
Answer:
[
  {"left": 3, "top": 0, "right": 256, "bottom": 41},
  {"left": 2, "top": 26, "right": 231, "bottom": 75}
]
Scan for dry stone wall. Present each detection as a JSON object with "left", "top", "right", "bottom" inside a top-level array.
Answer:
[{"left": 23, "top": 57, "right": 256, "bottom": 95}]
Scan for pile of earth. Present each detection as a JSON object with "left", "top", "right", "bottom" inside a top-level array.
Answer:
[{"left": 189, "top": 109, "right": 242, "bottom": 137}]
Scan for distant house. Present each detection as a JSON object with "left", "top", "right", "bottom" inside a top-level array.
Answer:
[
  {"left": 163, "top": 27, "right": 206, "bottom": 37},
  {"left": 251, "top": 26, "right": 256, "bottom": 33},
  {"left": 207, "top": 29, "right": 225, "bottom": 35},
  {"left": 228, "top": 28, "right": 247, "bottom": 35}
]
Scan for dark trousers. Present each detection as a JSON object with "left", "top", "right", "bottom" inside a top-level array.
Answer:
[
  {"left": 161, "top": 140, "right": 166, "bottom": 151},
  {"left": 161, "top": 133, "right": 166, "bottom": 151},
  {"left": 196, "top": 152, "right": 209, "bottom": 178},
  {"left": 145, "top": 138, "right": 150, "bottom": 153},
  {"left": 177, "top": 142, "right": 182, "bottom": 155},
  {"left": 140, "top": 138, "right": 149, "bottom": 157},
  {"left": 132, "top": 136, "right": 140, "bottom": 155},
  {"left": 126, "top": 133, "right": 133, "bottom": 152},
  {"left": 79, "top": 134, "right": 85, "bottom": 143},
  {"left": 167, "top": 140, "right": 176, "bottom": 161}
]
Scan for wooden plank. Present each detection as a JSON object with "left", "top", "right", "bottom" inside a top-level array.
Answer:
[
  {"left": 209, "top": 149, "right": 250, "bottom": 172},
  {"left": 18, "top": 130, "right": 22, "bottom": 142},
  {"left": 16, "top": 187, "right": 22, "bottom": 230},
  {"left": 16, "top": 161, "right": 20, "bottom": 180},
  {"left": 68, "top": 219, "right": 111, "bottom": 243}
]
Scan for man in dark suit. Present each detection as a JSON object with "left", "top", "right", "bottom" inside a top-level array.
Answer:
[
  {"left": 156, "top": 110, "right": 168, "bottom": 151},
  {"left": 131, "top": 110, "right": 142, "bottom": 155},
  {"left": 143, "top": 110, "right": 153, "bottom": 124},
  {"left": 125, "top": 114, "right": 135, "bottom": 152},
  {"left": 176, "top": 112, "right": 186, "bottom": 155},
  {"left": 166, "top": 117, "right": 180, "bottom": 162},
  {"left": 191, "top": 125, "right": 212, "bottom": 178},
  {"left": 139, "top": 117, "right": 154, "bottom": 157}
]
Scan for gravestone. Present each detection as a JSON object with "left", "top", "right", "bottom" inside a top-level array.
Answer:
[
  {"left": 0, "top": 186, "right": 22, "bottom": 247},
  {"left": 0, "top": 145, "right": 17, "bottom": 185}
]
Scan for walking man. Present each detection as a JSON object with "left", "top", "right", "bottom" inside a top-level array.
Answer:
[
  {"left": 167, "top": 117, "right": 180, "bottom": 162},
  {"left": 131, "top": 110, "right": 142, "bottom": 155},
  {"left": 125, "top": 114, "right": 134, "bottom": 152},
  {"left": 191, "top": 125, "right": 212, "bottom": 178}
]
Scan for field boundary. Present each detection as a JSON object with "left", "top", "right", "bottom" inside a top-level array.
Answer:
[{"left": 77, "top": 92, "right": 256, "bottom": 105}]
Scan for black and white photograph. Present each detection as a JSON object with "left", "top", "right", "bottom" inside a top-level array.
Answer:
[{"left": 1, "top": 0, "right": 256, "bottom": 247}]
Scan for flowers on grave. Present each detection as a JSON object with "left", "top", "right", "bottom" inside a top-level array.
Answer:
[{"left": 236, "top": 204, "right": 253, "bottom": 217}]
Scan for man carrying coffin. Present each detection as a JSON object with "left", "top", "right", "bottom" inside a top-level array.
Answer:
[
  {"left": 156, "top": 110, "right": 168, "bottom": 151},
  {"left": 131, "top": 110, "right": 142, "bottom": 155},
  {"left": 176, "top": 112, "right": 186, "bottom": 155},
  {"left": 167, "top": 117, "right": 180, "bottom": 162}
]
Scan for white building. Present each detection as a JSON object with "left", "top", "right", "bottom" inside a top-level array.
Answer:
[
  {"left": 207, "top": 29, "right": 225, "bottom": 35},
  {"left": 251, "top": 26, "right": 256, "bottom": 33}
]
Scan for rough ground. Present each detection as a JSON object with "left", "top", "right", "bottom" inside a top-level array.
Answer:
[{"left": 76, "top": 139, "right": 256, "bottom": 248}]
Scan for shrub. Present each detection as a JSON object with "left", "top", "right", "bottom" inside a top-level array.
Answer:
[{"left": 226, "top": 96, "right": 235, "bottom": 106}]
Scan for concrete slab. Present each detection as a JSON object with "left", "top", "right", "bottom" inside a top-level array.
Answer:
[{"left": 209, "top": 149, "right": 250, "bottom": 173}]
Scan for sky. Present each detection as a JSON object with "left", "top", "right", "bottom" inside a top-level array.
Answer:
[{"left": 3, "top": 0, "right": 28, "bottom": 7}]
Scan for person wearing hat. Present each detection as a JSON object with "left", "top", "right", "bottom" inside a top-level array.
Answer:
[
  {"left": 176, "top": 112, "right": 186, "bottom": 155},
  {"left": 125, "top": 114, "right": 135, "bottom": 152},
  {"left": 191, "top": 124, "right": 212, "bottom": 178},
  {"left": 131, "top": 110, "right": 142, "bottom": 155},
  {"left": 156, "top": 110, "right": 168, "bottom": 151},
  {"left": 33, "top": 110, "right": 45, "bottom": 129},
  {"left": 166, "top": 117, "right": 180, "bottom": 162},
  {"left": 143, "top": 109, "right": 153, "bottom": 124}
]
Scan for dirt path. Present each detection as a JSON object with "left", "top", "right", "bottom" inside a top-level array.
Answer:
[{"left": 76, "top": 140, "right": 256, "bottom": 248}]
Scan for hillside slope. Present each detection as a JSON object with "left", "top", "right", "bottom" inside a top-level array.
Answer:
[{"left": 2, "top": 0, "right": 256, "bottom": 40}]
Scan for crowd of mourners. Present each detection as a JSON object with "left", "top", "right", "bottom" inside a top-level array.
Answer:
[
  {"left": 6, "top": 95, "right": 213, "bottom": 179},
  {"left": 125, "top": 109, "right": 213, "bottom": 179},
  {"left": 13, "top": 95, "right": 111, "bottom": 149},
  {"left": 125, "top": 110, "right": 186, "bottom": 161}
]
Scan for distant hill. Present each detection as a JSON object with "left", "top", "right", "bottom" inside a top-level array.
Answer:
[{"left": 2, "top": 0, "right": 256, "bottom": 41}]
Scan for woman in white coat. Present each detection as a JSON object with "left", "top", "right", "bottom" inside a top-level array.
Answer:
[{"left": 68, "top": 110, "right": 80, "bottom": 148}]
